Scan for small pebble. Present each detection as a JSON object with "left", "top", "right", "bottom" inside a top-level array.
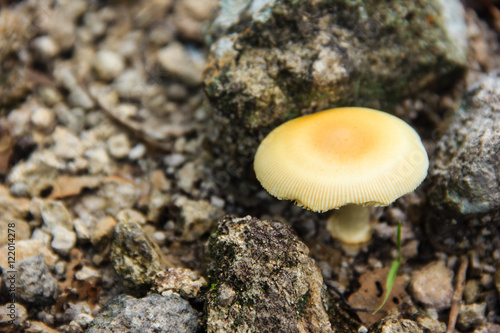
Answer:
[
  {"left": 177, "top": 162, "right": 196, "bottom": 193},
  {"left": 152, "top": 231, "right": 167, "bottom": 245},
  {"left": 465, "top": 279, "right": 481, "bottom": 304},
  {"left": 52, "top": 127, "right": 84, "bottom": 159},
  {"left": 94, "top": 50, "right": 125, "bottom": 81},
  {"left": 73, "top": 218, "right": 91, "bottom": 242},
  {"left": 0, "top": 303, "right": 28, "bottom": 327},
  {"left": 75, "top": 266, "right": 102, "bottom": 281},
  {"left": 9, "top": 182, "right": 28, "bottom": 197},
  {"left": 40, "top": 200, "right": 73, "bottom": 232},
  {"left": 157, "top": 42, "right": 206, "bottom": 86},
  {"left": 149, "top": 23, "right": 176, "bottom": 46},
  {"left": 128, "top": 143, "right": 146, "bottom": 160},
  {"left": 481, "top": 274, "right": 494, "bottom": 289},
  {"left": 164, "top": 153, "right": 186, "bottom": 167},
  {"left": 210, "top": 196, "right": 225, "bottom": 209},
  {"left": 7, "top": 108, "right": 31, "bottom": 137},
  {"left": 458, "top": 303, "right": 487, "bottom": 331},
  {"left": 38, "top": 86, "right": 63, "bottom": 106},
  {"left": 32, "top": 35, "right": 60, "bottom": 58},
  {"left": 91, "top": 216, "right": 117, "bottom": 247},
  {"left": 68, "top": 87, "right": 95, "bottom": 109},
  {"left": 51, "top": 226, "right": 77, "bottom": 256},
  {"left": 113, "top": 70, "right": 145, "bottom": 99},
  {"left": 31, "top": 107, "right": 56, "bottom": 131},
  {"left": 84, "top": 12, "right": 106, "bottom": 38},
  {"left": 107, "top": 133, "right": 131, "bottom": 159},
  {"left": 57, "top": 107, "right": 85, "bottom": 133},
  {"left": 54, "top": 261, "right": 66, "bottom": 275},
  {"left": 85, "top": 147, "right": 111, "bottom": 174},
  {"left": 31, "top": 229, "right": 52, "bottom": 246}
]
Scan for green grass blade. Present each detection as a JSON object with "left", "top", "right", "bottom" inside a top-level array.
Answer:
[{"left": 373, "top": 221, "right": 402, "bottom": 314}]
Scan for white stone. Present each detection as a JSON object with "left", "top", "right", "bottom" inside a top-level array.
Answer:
[
  {"left": 52, "top": 127, "right": 84, "bottom": 159},
  {"left": 164, "top": 153, "right": 186, "bottom": 167},
  {"left": 32, "top": 35, "right": 60, "bottom": 58},
  {"left": 107, "top": 133, "right": 131, "bottom": 159},
  {"left": 31, "top": 107, "right": 55, "bottom": 131},
  {"left": 51, "top": 225, "right": 77, "bottom": 256},
  {"left": 68, "top": 87, "right": 94, "bottom": 109},
  {"left": 177, "top": 162, "right": 196, "bottom": 193},
  {"left": 75, "top": 265, "right": 102, "bottom": 281},
  {"left": 157, "top": 42, "right": 206, "bottom": 86},
  {"left": 113, "top": 70, "right": 145, "bottom": 99},
  {"left": 94, "top": 50, "right": 125, "bottom": 81},
  {"left": 40, "top": 200, "right": 73, "bottom": 232},
  {"left": 73, "top": 218, "right": 91, "bottom": 241},
  {"left": 30, "top": 229, "right": 52, "bottom": 246},
  {"left": 85, "top": 147, "right": 111, "bottom": 174},
  {"left": 128, "top": 144, "right": 146, "bottom": 160},
  {"left": 54, "top": 261, "right": 66, "bottom": 275}
]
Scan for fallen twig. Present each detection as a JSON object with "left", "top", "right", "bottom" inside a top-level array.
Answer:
[{"left": 446, "top": 255, "right": 468, "bottom": 333}]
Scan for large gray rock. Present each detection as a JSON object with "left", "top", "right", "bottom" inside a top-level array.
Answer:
[
  {"left": 86, "top": 293, "right": 200, "bottom": 333},
  {"left": 428, "top": 71, "right": 500, "bottom": 217},
  {"left": 203, "top": 0, "right": 467, "bottom": 181},
  {"left": 206, "top": 216, "right": 354, "bottom": 332},
  {"left": 426, "top": 71, "right": 500, "bottom": 251},
  {"left": 2, "top": 255, "right": 60, "bottom": 305}
]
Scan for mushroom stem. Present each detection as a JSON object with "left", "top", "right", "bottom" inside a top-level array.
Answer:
[{"left": 326, "top": 204, "right": 372, "bottom": 244}]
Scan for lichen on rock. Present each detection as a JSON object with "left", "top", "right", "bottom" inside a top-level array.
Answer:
[
  {"left": 203, "top": 0, "right": 468, "bottom": 182},
  {"left": 428, "top": 71, "right": 500, "bottom": 217},
  {"left": 110, "top": 220, "right": 170, "bottom": 291},
  {"left": 426, "top": 70, "right": 500, "bottom": 252},
  {"left": 206, "top": 215, "right": 339, "bottom": 332}
]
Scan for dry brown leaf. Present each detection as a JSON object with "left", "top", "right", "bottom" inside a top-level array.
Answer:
[
  {"left": 48, "top": 175, "right": 101, "bottom": 199},
  {"left": 347, "top": 267, "right": 410, "bottom": 326}
]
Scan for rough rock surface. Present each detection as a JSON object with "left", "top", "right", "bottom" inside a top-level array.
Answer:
[
  {"left": 426, "top": 70, "right": 500, "bottom": 251},
  {"left": 2, "top": 255, "right": 59, "bottom": 305},
  {"left": 203, "top": 0, "right": 467, "bottom": 179},
  {"left": 110, "top": 221, "right": 169, "bottom": 290},
  {"left": 428, "top": 70, "right": 500, "bottom": 217},
  {"left": 458, "top": 303, "right": 487, "bottom": 331},
  {"left": 86, "top": 293, "right": 200, "bottom": 333},
  {"left": 206, "top": 216, "right": 338, "bottom": 333}
]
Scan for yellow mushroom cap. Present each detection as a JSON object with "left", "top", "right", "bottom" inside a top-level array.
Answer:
[{"left": 254, "top": 107, "right": 429, "bottom": 212}]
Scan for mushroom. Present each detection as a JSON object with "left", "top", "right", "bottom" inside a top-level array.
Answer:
[{"left": 253, "top": 107, "right": 428, "bottom": 244}]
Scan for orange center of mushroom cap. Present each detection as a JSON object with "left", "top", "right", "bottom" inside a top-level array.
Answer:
[{"left": 254, "top": 107, "right": 429, "bottom": 212}]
